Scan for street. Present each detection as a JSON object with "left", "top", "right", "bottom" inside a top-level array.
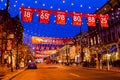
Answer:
[{"left": 11, "top": 63, "right": 120, "bottom": 80}]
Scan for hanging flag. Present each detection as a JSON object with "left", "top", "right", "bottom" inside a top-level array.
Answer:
[
  {"left": 46, "top": 46, "right": 50, "bottom": 50},
  {"left": 51, "top": 46, "right": 55, "bottom": 50},
  {"left": 20, "top": 7, "right": 36, "bottom": 22},
  {"left": 70, "top": 12, "right": 83, "bottom": 26},
  {"left": 54, "top": 10, "right": 68, "bottom": 25},
  {"left": 64, "top": 38, "right": 68, "bottom": 44},
  {"left": 37, "top": 9, "right": 52, "bottom": 24},
  {"left": 41, "top": 46, "right": 45, "bottom": 50},
  {"left": 39, "top": 46, "right": 41, "bottom": 51},
  {"left": 85, "top": 14, "right": 97, "bottom": 27},
  {"left": 36, "top": 46, "right": 39, "bottom": 51},
  {"left": 98, "top": 14, "right": 109, "bottom": 27},
  {"left": 56, "top": 46, "right": 60, "bottom": 50}
]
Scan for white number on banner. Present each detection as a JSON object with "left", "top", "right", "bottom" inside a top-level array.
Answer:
[
  {"left": 41, "top": 11, "right": 49, "bottom": 19},
  {"left": 88, "top": 17, "right": 95, "bottom": 22},
  {"left": 101, "top": 18, "right": 107, "bottom": 23},
  {"left": 24, "top": 11, "right": 31, "bottom": 17},
  {"left": 57, "top": 14, "right": 65, "bottom": 20},
  {"left": 73, "top": 16, "right": 81, "bottom": 21}
]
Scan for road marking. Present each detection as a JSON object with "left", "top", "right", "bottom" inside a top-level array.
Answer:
[{"left": 69, "top": 73, "right": 80, "bottom": 77}]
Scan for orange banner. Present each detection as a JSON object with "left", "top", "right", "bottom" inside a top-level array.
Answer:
[{"left": 32, "top": 36, "right": 73, "bottom": 45}]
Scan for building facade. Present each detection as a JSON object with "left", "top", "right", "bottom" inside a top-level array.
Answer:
[{"left": 74, "top": 0, "right": 120, "bottom": 67}]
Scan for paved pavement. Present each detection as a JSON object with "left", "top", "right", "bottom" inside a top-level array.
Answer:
[
  {"left": 0, "top": 64, "right": 120, "bottom": 80},
  {"left": 0, "top": 65, "right": 26, "bottom": 80},
  {"left": 9, "top": 64, "right": 120, "bottom": 80},
  {"left": 68, "top": 64, "right": 120, "bottom": 72}
]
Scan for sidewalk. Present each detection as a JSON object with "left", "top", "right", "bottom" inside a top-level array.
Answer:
[
  {"left": 0, "top": 65, "right": 26, "bottom": 80},
  {"left": 0, "top": 64, "right": 10, "bottom": 79},
  {"left": 70, "top": 64, "right": 120, "bottom": 72}
]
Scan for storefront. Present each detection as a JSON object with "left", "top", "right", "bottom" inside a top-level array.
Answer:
[
  {"left": 83, "top": 47, "right": 91, "bottom": 62},
  {"left": 101, "top": 45, "right": 118, "bottom": 62},
  {"left": 109, "top": 45, "right": 118, "bottom": 61}
]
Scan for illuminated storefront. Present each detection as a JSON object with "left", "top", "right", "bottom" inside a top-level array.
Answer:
[{"left": 83, "top": 48, "right": 91, "bottom": 62}]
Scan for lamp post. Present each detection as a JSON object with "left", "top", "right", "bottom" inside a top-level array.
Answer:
[
  {"left": 66, "top": 44, "right": 69, "bottom": 66},
  {"left": 106, "top": 47, "right": 110, "bottom": 71},
  {"left": 95, "top": 46, "right": 99, "bottom": 69}
]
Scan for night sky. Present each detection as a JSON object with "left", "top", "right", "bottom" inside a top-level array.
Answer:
[{"left": 0, "top": 0, "right": 108, "bottom": 46}]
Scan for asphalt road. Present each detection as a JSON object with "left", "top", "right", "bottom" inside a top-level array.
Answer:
[{"left": 11, "top": 64, "right": 120, "bottom": 80}]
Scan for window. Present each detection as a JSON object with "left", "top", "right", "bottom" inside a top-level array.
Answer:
[
  {"left": 104, "top": 36, "right": 106, "bottom": 43},
  {"left": 112, "top": 32, "right": 115, "bottom": 40},
  {"left": 97, "top": 35, "right": 100, "bottom": 44},
  {"left": 94, "top": 36, "right": 96, "bottom": 45},
  {"left": 108, "top": 34, "right": 111, "bottom": 42},
  {"left": 90, "top": 38, "right": 93, "bottom": 46},
  {"left": 118, "top": 31, "right": 120, "bottom": 38}
]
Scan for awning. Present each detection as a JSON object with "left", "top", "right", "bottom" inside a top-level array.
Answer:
[
  {"left": 109, "top": 45, "right": 117, "bottom": 53},
  {"left": 100, "top": 48, "right": 107, "bottom": 54}
]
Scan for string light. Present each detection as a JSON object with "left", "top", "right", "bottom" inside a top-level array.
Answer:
[
  {"left": 35, "top": 1, "right": 37, "bottom": 4},
  {"left": 0, "top": 0, "right": 3, "bottom": 2},
  {"left": 71, "top": 3, "right": 74, "bottom": 6},
  {"left": 104, "top": 8, "right": 107, "bottom": 10},
  {"left": 67, "top": 18, "right": 70, "bottom": 20},
  {"left": 65, "top": 10, "right": 68, "bottom": 12},
  {"left": 80, "top": 4, "right": 83, "bottom": 7},
  {"left": 28, "top": 6, "right": 30, "bottom": 8},
  {"left": 54, "top": 20, "right": 56, "bottom": 23},
  {"left": 97, "top": 8, "right": 99, "bottom": 10},
  {"left": 21, "top": 3, "right": 24, "bottom": 6},
  {"left": 89, "top": 6, "right": 91, "bottom": 9},
  {"left": 4, "top": 3, "right": 7, "bottom": 6},
  {"left": 58, "top": 8, "right": 60, "bottom": 10},
  {"left": 15, "top": 1, "right": 18, "bottom": 3},
  {"left": 14, "top": 5, "right": 16, "bottom": 7},
  {"left": 36, "top": 14, "right": 39, "bottom": 17},
  {"left": 63, "top": 0, "right": 65, "bottom": 3},
  {"left": 50, "top": 6, "right": 53, "bottom": 9},
  {"left": 42, "top": 4, "right": 45, "bottom": 6}
]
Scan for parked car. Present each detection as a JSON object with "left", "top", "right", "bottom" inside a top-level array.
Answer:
[{"left": 27, "top": 62, "right": 37, "bottom": 69}]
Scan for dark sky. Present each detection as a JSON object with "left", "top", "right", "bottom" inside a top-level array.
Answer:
[{"left": 0, "top": 0, "right": 108, "bottom": 39}]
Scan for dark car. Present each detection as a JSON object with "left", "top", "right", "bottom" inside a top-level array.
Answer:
[{"left": 27, "top": 62, "right": 37, "bottom": 69}]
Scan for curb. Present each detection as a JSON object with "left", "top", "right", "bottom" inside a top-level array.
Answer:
[
  {"left": 1, "top": 68, "right": 26, "bottom": 80},
  {"left": 67, "top": 65, "right": 120, "bottom": 73},
  {"left": 81, "top": 67, "right": 120, "bottom": 73}
]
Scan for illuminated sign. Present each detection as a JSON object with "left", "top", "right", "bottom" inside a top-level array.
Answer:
[{"left": 32, "top": 36, "right": 73, "bottom": 45}]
